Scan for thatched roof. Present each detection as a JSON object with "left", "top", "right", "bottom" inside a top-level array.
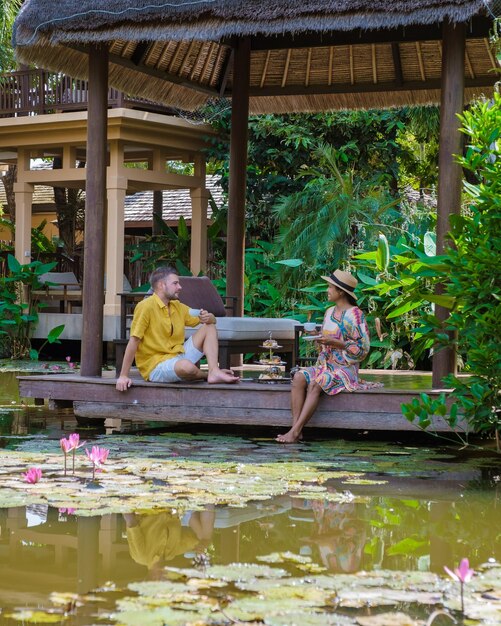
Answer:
[{"left": 14, "top": 1, "right": 499, "bottom": 113}]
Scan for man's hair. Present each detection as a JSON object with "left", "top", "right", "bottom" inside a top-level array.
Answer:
[{"left": 150, "top": 266, "right": 177, "bottom": 289}]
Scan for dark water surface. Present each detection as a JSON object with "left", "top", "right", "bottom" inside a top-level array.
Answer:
[{"left": 0, "top": 370, "right": 500, "bottom": 625}]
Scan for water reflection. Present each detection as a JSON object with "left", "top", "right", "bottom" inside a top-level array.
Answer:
[
  {"left": 123, "top": 509, "right": 215, "bottom": 578},
  {"left": 0, "top": 485, "right": 500, "bottom": 620}
]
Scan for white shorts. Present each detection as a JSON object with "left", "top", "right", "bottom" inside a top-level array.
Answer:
[{"left": 148, "top": 336, "right": 204, "bottom": 383}]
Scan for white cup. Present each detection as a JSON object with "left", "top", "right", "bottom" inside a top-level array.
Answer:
[
  {"left": 189, "top": 308, "right": 201, "bottom": 316},
  {"left": 303, "top": 322, "right": 317, "bottom": 333}
]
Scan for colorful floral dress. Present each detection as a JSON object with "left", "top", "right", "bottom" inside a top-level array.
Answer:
[{"left": 301, "top": 306, "right": 371, "bottom": 395}]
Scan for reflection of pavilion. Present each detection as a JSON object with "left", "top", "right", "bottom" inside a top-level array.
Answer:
[{"left": 0, "top": 497, "right": 292, "bottom": 601}]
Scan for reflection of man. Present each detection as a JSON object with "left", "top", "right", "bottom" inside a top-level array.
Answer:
[
  {"left": 116, "top": 266, "right": 239, "bottom": 391},
  {"left": 123, "top": 510, "right": 215, "bottom": 576}
]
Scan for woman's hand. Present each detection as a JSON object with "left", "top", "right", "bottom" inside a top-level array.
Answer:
[{"left": 315, "top": 335, "right": 345, "bottom": 349}]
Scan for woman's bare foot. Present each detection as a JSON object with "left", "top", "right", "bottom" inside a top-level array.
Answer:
[
  {"left": 207, "top": 368, "right": 239, "bottom": 384},
  {"left": 276, "top": 429, "right": 302, "bottom": 443}
]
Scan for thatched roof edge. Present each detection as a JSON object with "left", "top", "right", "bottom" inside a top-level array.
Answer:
[{"left": 15, "top": 1, "right": 492, "bottom": 47}]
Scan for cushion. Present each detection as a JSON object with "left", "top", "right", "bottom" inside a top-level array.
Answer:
[
  {"left": 179, "top": 276, "right": 227, "bottom": 317},
  {"left": 39, "top": 272, "right": 81, "bottom": 291},
  {"left": 185, "top": 317, "right": 300, "bottom": 341}
]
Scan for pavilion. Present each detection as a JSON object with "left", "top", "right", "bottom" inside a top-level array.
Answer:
[{"left": 13, "top": 0, "right": 498, "bottom": 387}]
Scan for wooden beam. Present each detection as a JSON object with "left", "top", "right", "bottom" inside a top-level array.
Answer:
[
  {"left": 282, "top": 50, "right": 291, "bottom": 88},
  {"left": 108, "top": 50, "right": 219, "bottom": 97},
  {"left": 328, "top": 46, "right": 334, "bottom": 86},
  {"left": 242, "top": 17, "right": 492, "bottom": 50},
  {"left": 198, "top": 42, "right": 216, "bottom": 84},
  {"left": 226, "top": 38, "right": 250, "bottom": 317},
  {"left": 80, "top": 44, "right": 108, "bottom": 377},
  {"left": 218, "top": 48, "right": 234, "bottom": 97},
  {"left": 416, "top": 41, "right": 426, "bottom": 81},
  {"left": 130, "top": 41, "right": 151, "bottom": 66},
  {"left": 433, "top": 20, "right": 466, "bottom": 388},
  {"left": 391, "top": 42, "right": 403, "bottom": 86},
  {"left": 260, "top": 50, "right": 271, "bottom": 88},
  {"left": 349, "top": 45, "right": 354, "bottom": 85},
  {"left": 245, "top": 76, "right": 492, "bottom": 97},
  {"left": 305, "top": 48, "right": 312, "bottom": 87},
  {"left": 371, "top": 44, "right": 377, "bottom": 83}
]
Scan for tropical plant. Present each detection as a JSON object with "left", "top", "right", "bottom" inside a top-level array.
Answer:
[
  {"left": 0, "top": 254, "right": 65, "bottom": 359},
  {"left": 273, "top": 144, "right": 400, "bottom": 293},
  {"left": 360, "top": 95, "right": 501, "bottom": 444},
  {"left": 0, "top": 0, "right": 22, "bottom": 72}
]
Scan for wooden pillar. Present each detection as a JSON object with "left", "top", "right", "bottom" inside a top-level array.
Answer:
[
  {"left": 13, "top": 182, "right": 33, "bottom": 264},
  {"left": 152, "top": 190, "right": 163, "bottom": 236},
  {"left": 80, "top": 44, "right": 108, "bottom": 377},
  {"left": 104, "top": 140, "right": 127, "bottom": 316},
  {"left": 190, "top": 154, "right": 208, "bottom": 275},
  {"left": 226, "top": 38, "right": 250, "bottom": 316},
  {"left": 77, "top": 516, "right": 100, "bottom": 593},
  {"left": 433, "top": 20, "right": 465, "bottom": 388}
]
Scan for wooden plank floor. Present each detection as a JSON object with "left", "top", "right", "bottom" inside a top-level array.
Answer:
[{"left": 17, "top": 370, "right": 465, "bottom": 432}]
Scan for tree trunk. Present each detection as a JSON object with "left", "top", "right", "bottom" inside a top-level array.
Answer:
[{"left": 1, "top": 164, "right": 17, "bottom": 224}]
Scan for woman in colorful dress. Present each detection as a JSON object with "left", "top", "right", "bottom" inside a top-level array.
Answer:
[{"left": 276, "top": 269, "right": 371, "bottom": 444}]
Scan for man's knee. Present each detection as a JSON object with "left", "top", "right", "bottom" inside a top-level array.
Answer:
[{"left": 174, "top": 359, "right": 199, "bottom": 379}]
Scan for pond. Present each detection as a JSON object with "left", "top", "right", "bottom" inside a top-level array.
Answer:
[{"left": 0, "top": 369, "right": 500, "bottom": 625}]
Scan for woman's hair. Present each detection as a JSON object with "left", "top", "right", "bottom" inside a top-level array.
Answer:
[
  {"left": 346, "top": 293, "right": 357, "bottom": 306},
  {"left": 150, "top": 266, "right": 177, "bottom": 289}
]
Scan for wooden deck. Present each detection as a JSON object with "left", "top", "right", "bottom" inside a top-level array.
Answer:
[{"left": 17, "top": 370, "right": 465, "bottom": 433}]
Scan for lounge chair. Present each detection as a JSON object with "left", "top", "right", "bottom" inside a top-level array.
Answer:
[
  {"left": 32, "top": 271, "right": 82, "bottom": 313},
  {"left": 115, "top": 276, "right": 300, "bottom": 373}
]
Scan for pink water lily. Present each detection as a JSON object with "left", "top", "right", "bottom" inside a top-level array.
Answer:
[
  {"left": 444, "top": 558, "right": 474, "bottom": 583},
  {"left": 85, "top": 445, "right": 110, "bottom": 480},
  {"left": 60, "top": 433, "right": 85, "bottom": 475},
  {"left": 23, "top": 467, "right": 42, "bottom": 484},
  {"left": 59, "top": 507, "right": 76, "bottom": 515},
  {"left": 445, "top": 558, "right": 474, "bottom": 613}
]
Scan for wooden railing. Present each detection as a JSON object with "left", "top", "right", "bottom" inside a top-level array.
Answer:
[{"left": 0, "top": 69, "right": 174, "bottom": 117}]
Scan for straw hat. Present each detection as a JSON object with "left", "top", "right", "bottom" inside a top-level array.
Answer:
[{"left": 321, "top": 269, "right": 358, "bottom": 300}]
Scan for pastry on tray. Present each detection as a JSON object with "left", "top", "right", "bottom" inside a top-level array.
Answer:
[{"left": 262, "top": 338, "right": 279, "bottom": 348}]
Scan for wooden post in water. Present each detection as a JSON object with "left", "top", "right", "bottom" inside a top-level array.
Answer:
[
  {"left": 226, "top": 38, "right": 250, "bottom": 317},
  {"left": 77, "top": 516, "right": 100, "bottom": 593},
  {"left": 80, "top": 44, "right": 109, "bottom": 377},
  {"left": 433, "top": 20, "right": 465, "bottom": 388}
]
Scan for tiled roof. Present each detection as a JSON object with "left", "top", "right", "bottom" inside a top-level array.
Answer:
[
  {"left": 0, "top": 167, "right": 224, "bottom": 223},
  {"left": 124, "top": 175, "right": 223, "bottom": 224}
]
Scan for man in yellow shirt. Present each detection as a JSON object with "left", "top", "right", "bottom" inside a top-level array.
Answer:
[{"left": 116, "top": 266, "right": 239, "bottom": 390}]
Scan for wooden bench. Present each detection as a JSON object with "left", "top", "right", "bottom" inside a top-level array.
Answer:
[{"left": 114, "top": 276, "right": 299, "bottom": 374}]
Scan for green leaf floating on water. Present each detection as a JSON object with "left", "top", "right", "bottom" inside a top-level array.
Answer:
[{"left": 0, "top": 449, "right": 372, "bottom": 513}]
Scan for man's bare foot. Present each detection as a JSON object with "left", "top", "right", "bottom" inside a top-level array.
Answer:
[
  {"left": 276, "top": 429, "right": 302, "bottom": 443},
  {"left": 207, "top": 368, "right": 239, "bottom": 384}
]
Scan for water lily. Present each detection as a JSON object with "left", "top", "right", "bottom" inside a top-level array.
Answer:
[
  {"left": 85, "top": 445, "right": 110, "bottom": 480},
  {"left": 60, "top": 437, "right": 71, "bottom": 475},
  {"left": 61, "top": 433, "right": 85, "bottom": 475},
  {"left": 23, "top": 467, "right": 42, "bottom": 484},
  {"left": 58, "top": 507, "right": 76, "bottom": 515},
  {"left": 444, "top": 558, "right": 474, "bottom": 612}
]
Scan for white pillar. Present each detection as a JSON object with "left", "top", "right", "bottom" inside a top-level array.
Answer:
[
  {"left": 190, "top": 187, "right": 210, "bottom": 275},
  {"left": 104, "top": 177, "right": 127, "bottom": 316},
  {"left": 13, "top": 182, "right": 33, "bottom": 264}
]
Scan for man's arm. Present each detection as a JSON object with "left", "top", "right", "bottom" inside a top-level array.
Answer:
[{"left": 116, "top": 336, "right": 141, "bottom": 391}]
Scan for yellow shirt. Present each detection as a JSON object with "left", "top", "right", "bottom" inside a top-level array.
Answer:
[
  {"left": 130, "top": 293, "right": 200, "bottom": 380},
  {"left": 126, "top": 512, "right": 198, "bottom": 568}
]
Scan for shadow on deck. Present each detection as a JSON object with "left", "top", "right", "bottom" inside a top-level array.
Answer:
[{"left": 17, "top": 370, "right": 465, "bottom": 433}]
